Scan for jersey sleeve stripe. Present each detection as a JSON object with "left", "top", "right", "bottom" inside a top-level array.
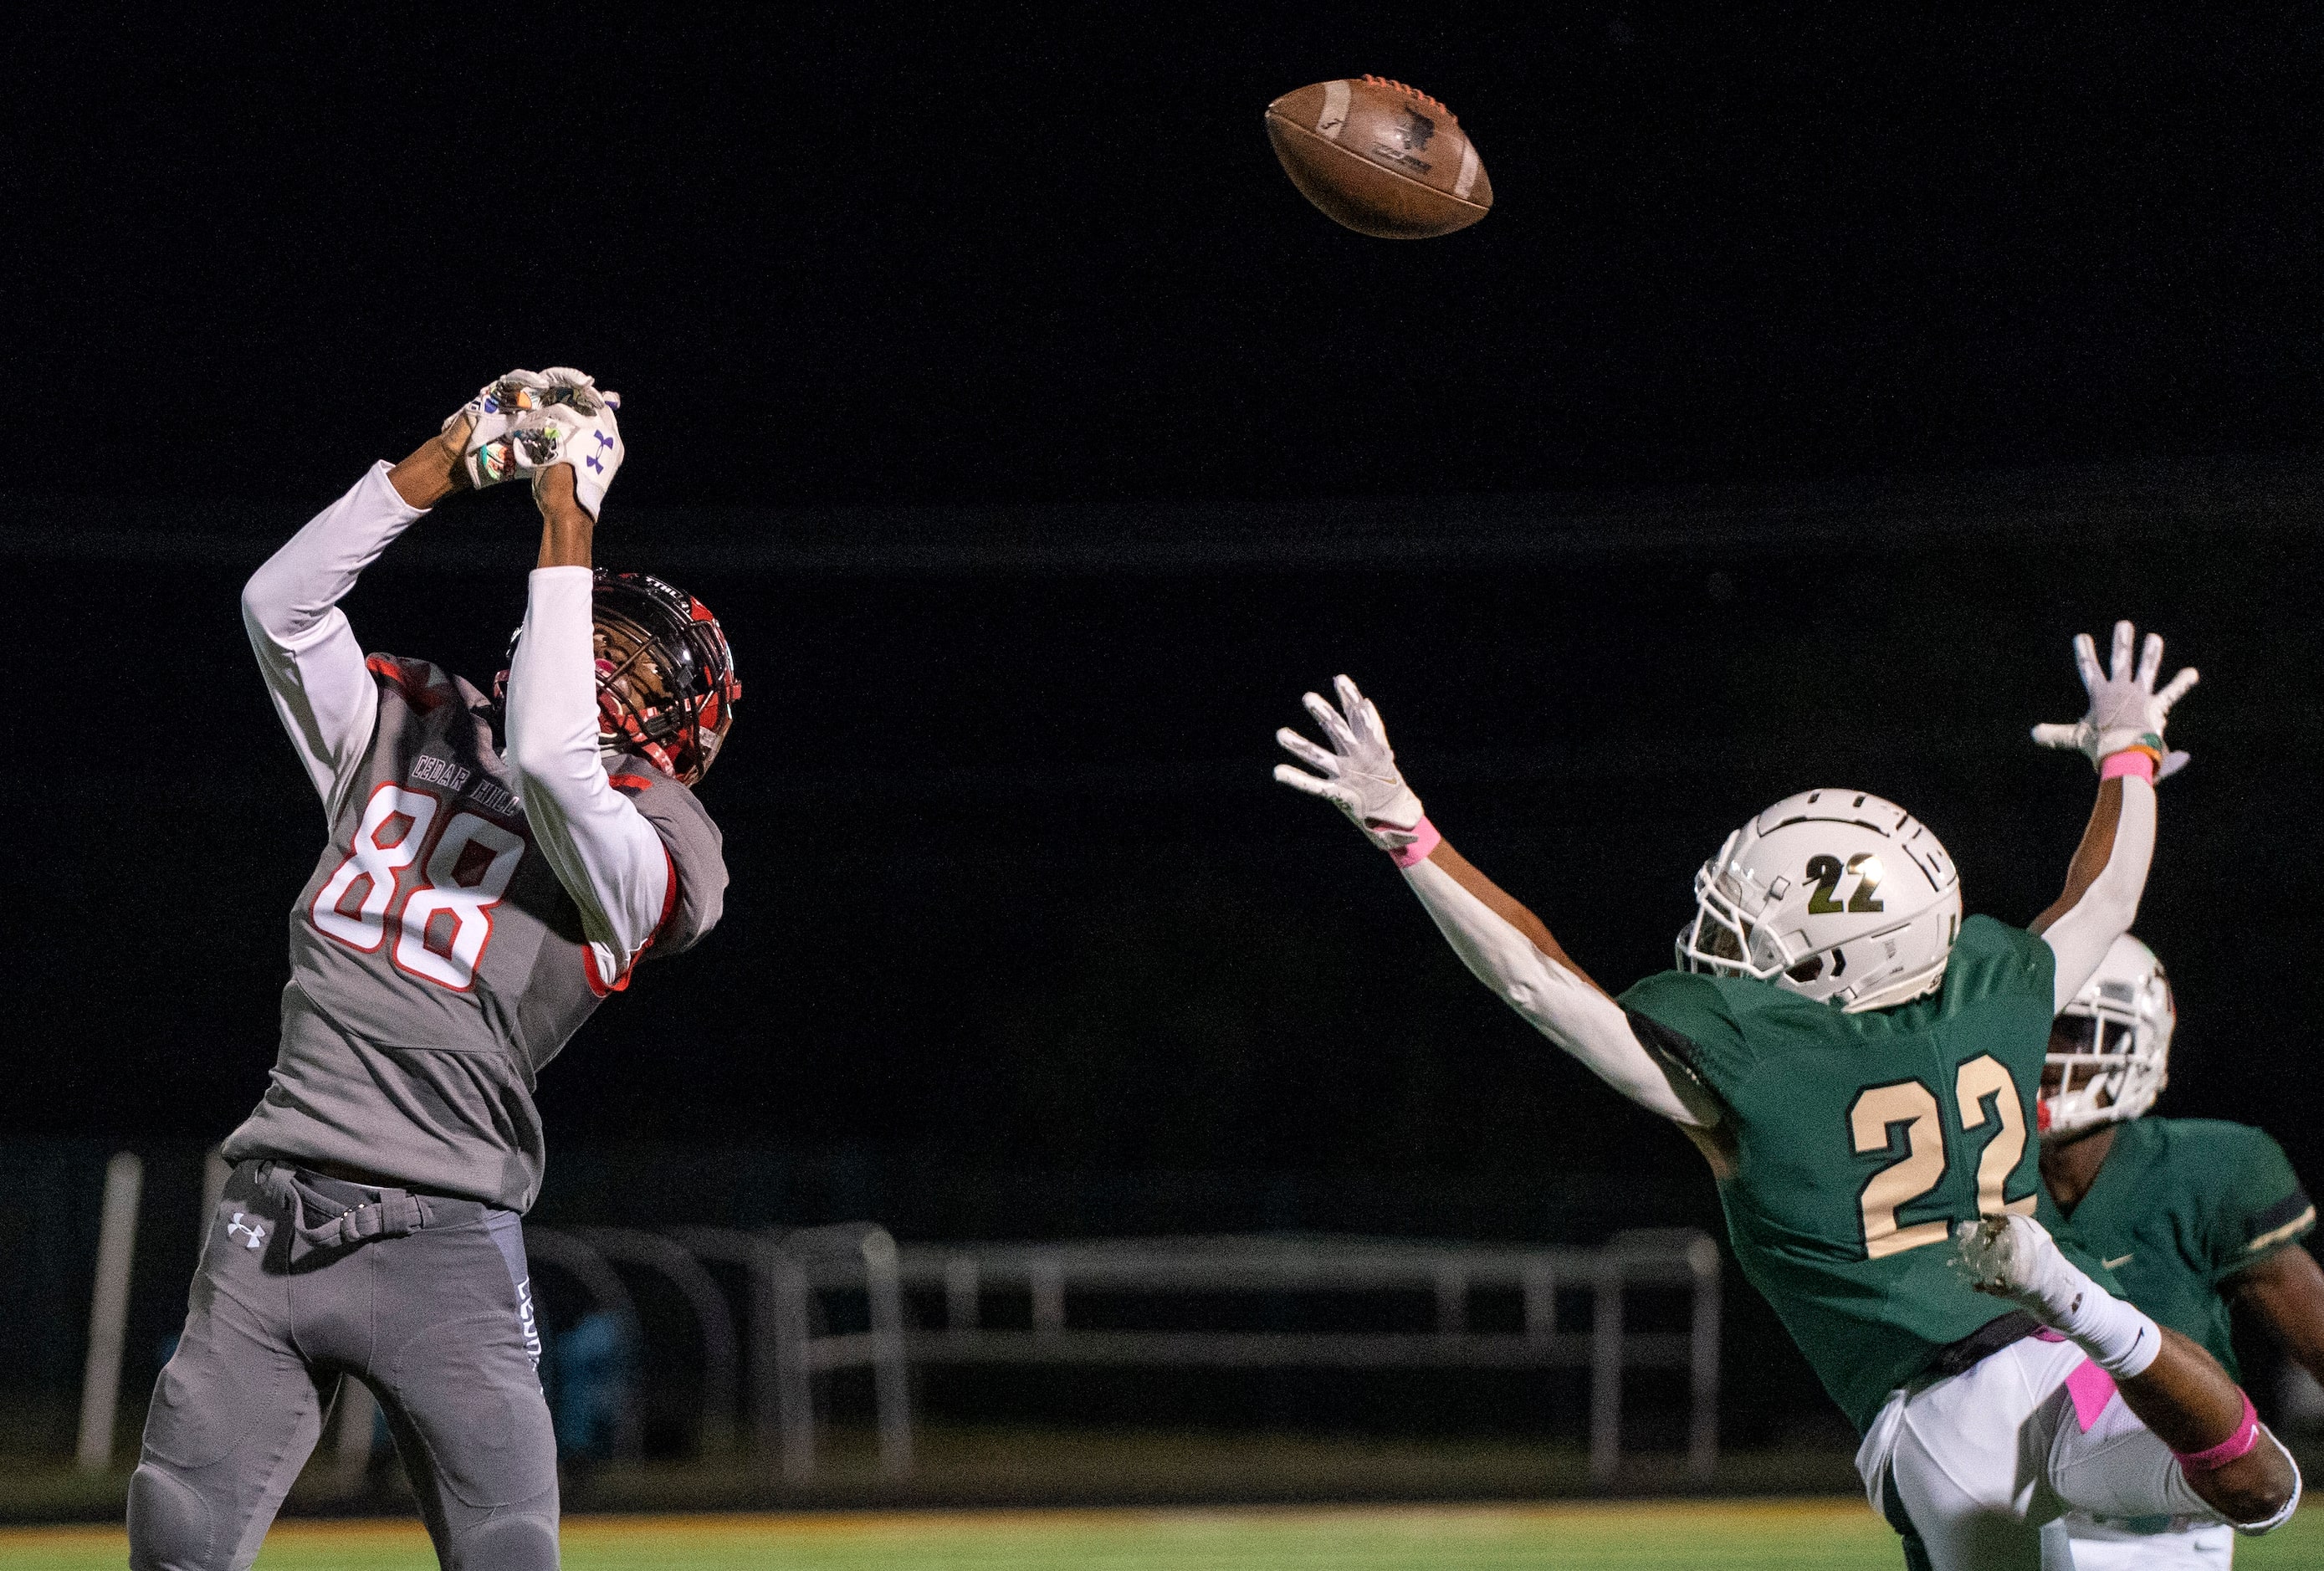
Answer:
[{"left": 2244, "top": 1200, "right": 2316, "bottom": 1256}]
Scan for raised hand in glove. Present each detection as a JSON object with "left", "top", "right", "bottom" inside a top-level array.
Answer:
[
  {"left": 443, "top": 368, "right": 622, "bottom": 515},
  {"left": 526, "top": 368, "right": 623, "bottom": 520},
  {"left": 1274, "top": 675, "right": 1430, "bottom": 856},
  {"left": 2031, "top": 620, "right": 2198, "bottom": 780}
]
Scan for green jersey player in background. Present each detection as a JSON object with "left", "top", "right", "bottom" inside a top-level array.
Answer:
[
  {"left": 1273, "top": 622, "right": 2297, "bottom": 1570},
  {"left": 2041, "top": 936, "right": 2324, "bottom": 1569}
]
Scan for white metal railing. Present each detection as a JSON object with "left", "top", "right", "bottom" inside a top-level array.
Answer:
[
  {"left": 549, "top": 1225, "right": 1723, "bottom": 1484},
  {"left": 87, "top": 1160, "right": 1720, "bottom": 1487}
]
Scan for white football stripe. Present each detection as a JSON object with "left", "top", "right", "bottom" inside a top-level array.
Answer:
[
  {"left": 1319, "top": 79, "right": 1350, "bottom": 140},
  {"left": 1454, "top": 138, "right": 1481, "bottom": 199}
]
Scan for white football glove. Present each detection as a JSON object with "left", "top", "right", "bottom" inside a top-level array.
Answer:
[
  {"left": 527, "top": 367, "right": 624, "bottom": 519},
  {"left": 1274, "top": 675, "right": 1427, "bottom": 853},
  {"left": 447, "top": 370, "right": 623, "bottom": 518},
  {"left": 1951, "top": 1212, "right": 2162, "bottom": 1377},
  {"left": 1952, "top": 1213, "right": 2076, "bottom": 1311},
  {"left": 2031, "top": 620, "right": 2197, "bottom": 778}
]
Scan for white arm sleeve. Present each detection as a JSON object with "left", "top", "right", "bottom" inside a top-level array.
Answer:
[
  {"left": 1402, "top": 858, "right": 1720, "bottom": 1127},
  {"left": 504, "top": 566, "right": 674, "bottom": 985},
  {"left": 2041, "top": 775, "right": 2156, "bottom": 1013},
  {"left": 240, "top": 462, "right": 423, "bottom": 821}
]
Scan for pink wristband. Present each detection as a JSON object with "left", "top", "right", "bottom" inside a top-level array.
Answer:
[
  {"left": 2173, "top": 1393, "right": 2260, "bottom": 1471},
  {"left": 1387, "top": 816, "right": 1441, "bottom": 868},
  {"left": 2099, "top": 750, "right": 2156, "bottom": 783}
]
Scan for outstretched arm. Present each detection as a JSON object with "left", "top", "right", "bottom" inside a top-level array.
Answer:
[
  {"left": 500, "top": 422, "right": 675, "bottom": 993},
  {"left": 2030, "top": 774, "right": 2155, "bottom": 1006},
  {"left": 2229, "top": 1245, "right": 2324, "bottom": 1390},
  {"left": 2026, "top": 622, "right": 2196, "bottom": 1011},
  {"left": 240, "top": 427, "right": 466, "bottom": 820},
  {"left": 1409, "top": 840, "right": 1722, "bottom": 1126},
  {"left": 1275, "top": 677, "right": 1720, "bottom": 1128}
]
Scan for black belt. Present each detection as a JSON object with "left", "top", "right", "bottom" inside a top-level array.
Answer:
[
  {"left": 253, "top": 1160, "right": 490, "bottom": 1264},
  {"left": 1928, "top": 1310, "right": 2045, "bottom": 1378}
]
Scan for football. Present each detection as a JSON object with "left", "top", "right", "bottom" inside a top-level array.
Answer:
[{"left": 1265, "top": 76, "right": 1492, "bottom": 238}]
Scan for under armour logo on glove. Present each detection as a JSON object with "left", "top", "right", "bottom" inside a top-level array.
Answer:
[{"left": 226, "top": 1212, "right": 267, "bottom": 1251}]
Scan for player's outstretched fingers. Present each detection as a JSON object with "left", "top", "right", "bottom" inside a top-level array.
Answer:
[
  {"left": 2072, "top": 632, "right": 2104, "bottom": 693},
  {"left": 1277, "top": 728, "right": 1340, "bottom": 775},
  {"left": 1302, "top": 690, "right": 1360, "bottom": 755},
  {"left": 2134, "top": 631, "right": 2164, "bottom": 690}
]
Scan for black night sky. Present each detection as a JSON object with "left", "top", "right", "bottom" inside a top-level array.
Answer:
[{"left": 8, "top": 11, "right": 2323, "bottom": 1212}]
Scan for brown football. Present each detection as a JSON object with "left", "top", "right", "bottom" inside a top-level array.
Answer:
[{"left": 1265, "top": 76, "right": 1492, "bottom": 238}]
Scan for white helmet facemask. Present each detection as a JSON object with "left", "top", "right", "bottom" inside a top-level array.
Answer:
[
  {"left": 2040, "top": 934, "right": 2173, "bottom": 1143},
  {"left": 1676, "top": 790, "right": 1963, "bottom": 1014}
]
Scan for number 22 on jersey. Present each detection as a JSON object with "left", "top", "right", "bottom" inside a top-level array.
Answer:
[
  {"left": 311, "top": 784, "right": 525, "bottom": 991},
  {"left": 1850, "top": 1054, "right": 2036, "bottom": 1260}
]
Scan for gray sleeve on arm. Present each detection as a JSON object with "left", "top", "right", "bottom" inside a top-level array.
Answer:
[
  {"left": 240, "top": 462, "right": 423, "bottom": 817},
  {"left": 616, "top": 775, "right": 728, "bottom": 954}
]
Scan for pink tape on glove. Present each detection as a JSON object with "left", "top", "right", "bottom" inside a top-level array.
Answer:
[
  {"left": 2100, "top": 750, "right": 2157, "bottom": 783},
  {"left": 1387, "top": 817, "right": 1441, "bottom": 869},
  {"left": 2173, "top": 1393, "right": 2260, "bottom": 1471}
]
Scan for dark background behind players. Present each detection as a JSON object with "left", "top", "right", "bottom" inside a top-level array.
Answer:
[{"left": 3, "top": 10, "right": 2320, "bottom": 1446}]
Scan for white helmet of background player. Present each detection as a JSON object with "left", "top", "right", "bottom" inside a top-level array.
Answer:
[
  {"left": 2040, "top": 934, "right": 2174, "bottom": 1143},
  {"left": 1676, "top": 789, "right": 1963, "bottom": 1013}
]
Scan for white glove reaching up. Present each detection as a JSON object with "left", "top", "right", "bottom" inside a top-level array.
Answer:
[
  {"left": 443, "top": 368, "right": 622, "bottom": 516},
  {"left": 2031, "top": 620, "right": 2198, "bottom": 779},
  {"left": 1952, "top": 1213, "right": 2162, "bottom": 1377},
  {"left": 529, "top": 367, "right": 623, "bottom": 519},
  {"left": 1274, "top": 675, "right": 1428, "bottom": 853}
]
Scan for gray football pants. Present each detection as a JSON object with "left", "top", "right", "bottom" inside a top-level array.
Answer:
[{"left": 129, "top": 1161, "right": 557, "bottom": 1571}]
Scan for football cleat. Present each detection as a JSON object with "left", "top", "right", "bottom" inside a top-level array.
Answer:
[
  {"left": 1676, "top": 789, "right": 1962, "bottom": 1013},
  {"left": 2041, "top": 934, "right": 2174, "bottom": 1142}
]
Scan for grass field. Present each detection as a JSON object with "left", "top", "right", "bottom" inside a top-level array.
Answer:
[{"left": 7, "top": 1500, "right": 2321, "bottom": 1570}]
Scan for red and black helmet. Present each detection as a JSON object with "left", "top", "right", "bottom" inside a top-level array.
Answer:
[
  {"left": 588, "top": 571, "right": 741, "bottom": 786},
  {"left": 494, "top": 571, "right": 741, "bottom": 786}
]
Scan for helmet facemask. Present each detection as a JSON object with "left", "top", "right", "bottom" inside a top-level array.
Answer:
[
  {"left": 1678, "top": 837, "right": 1794, "bottom": 975},
  {"left": 587, "top": 574, "right": 740, "bottom": 786},
  {"left": 494, "top": 571, "right": 741, "bottom": 788},
  {"left": 2040, "top": 938, "right": 2173, "bottom": 1142}
]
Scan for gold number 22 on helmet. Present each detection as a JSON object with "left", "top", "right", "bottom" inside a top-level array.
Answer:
[{"left": 1850, "top": 1056, "right": 2037, "bottom": 1260}]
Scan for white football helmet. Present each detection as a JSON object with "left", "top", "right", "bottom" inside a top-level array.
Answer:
[
  {"left": 1676, "top": 789, "right": 1963, "bottom": 1013},
  {"left": 2040, "top": 934, "right": 2173, "bottom": 1143}
]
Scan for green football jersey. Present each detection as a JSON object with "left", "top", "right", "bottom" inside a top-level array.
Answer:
[
  {"left": 2058, "top": 1117, "right": 2316, "bottom": 1379},
  {"left": 1621, "top": 914, "right": 2116, "bottom": 1433}
]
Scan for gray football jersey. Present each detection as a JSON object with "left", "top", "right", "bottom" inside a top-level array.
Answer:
[{"left": 223, "top": 653, "right": 726, "bottom": 1210}]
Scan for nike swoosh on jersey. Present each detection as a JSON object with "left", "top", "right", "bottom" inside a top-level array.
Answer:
[{"left": 2102, "top": 1254, "right": 2135, "bottom": 1269}]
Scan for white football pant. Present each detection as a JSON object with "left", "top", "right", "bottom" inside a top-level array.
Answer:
[
  {"left": 2064, "top": 1517, "right": 2234, "bottom": 1570},
  {"left": 1857, "top": 1336, "right": 2217, "bottom": 1571}
]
